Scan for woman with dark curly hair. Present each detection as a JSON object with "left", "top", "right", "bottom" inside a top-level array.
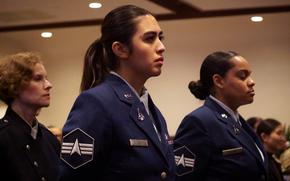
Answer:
[{"left": 0, "top": 52, "right": 60, "bottom": 181}]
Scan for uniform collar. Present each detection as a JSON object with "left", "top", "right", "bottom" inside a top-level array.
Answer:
[
  {"left": 209, "top": 95, "right": 240, "bottom": 123},
  {"left": 5, "top": 107, "right": 39, "bottom": 139},
  {"left": 109, "top": 71, "right": 150, "bottom": 114}
]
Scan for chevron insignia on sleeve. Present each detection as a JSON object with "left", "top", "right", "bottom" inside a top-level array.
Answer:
[
  {"left": 174, "top": 146, "right": 196, "bottom": 176},
  {"left": 60, "top": 128, "right": 94, "bottom": 169}
]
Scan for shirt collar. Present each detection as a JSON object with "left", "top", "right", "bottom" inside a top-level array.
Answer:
[
  {"left": 30, "top": 121, "right": 39, "bottom": 140},
  {"left": 110, "top": 71, "right": 150, "bottom": 114},
  {"left": 7, "top": 107, "right": 39, "bottom": 139},
  {"left": 209, "top": 95, "right": 240, "bottom": 122}
]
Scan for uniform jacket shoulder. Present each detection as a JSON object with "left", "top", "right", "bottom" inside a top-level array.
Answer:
[
  {"left": 0, "top": 117, "right": 11, "bottom": 132},
  {"left": 185, "top": 105, "right": 215, "bottom": 124}
]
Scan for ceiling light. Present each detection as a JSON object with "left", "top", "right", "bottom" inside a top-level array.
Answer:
[
  {"left": 251, "top": 16, "right": 263, "bottom": 22},
  {"left": 89, "top": 2, "right": 102, "bottom": 9},
  {"left": 41, "top": 32, "right": 52, "bottom": 38}
]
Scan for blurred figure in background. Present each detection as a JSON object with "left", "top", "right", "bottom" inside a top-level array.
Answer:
[
  {"left": 247, "top": 116, "right": 263, "bottom": 132},
  {"left": 257, "top": 118, "right": 286, "bottom": 181},
  {"left": 280, "top": 143, "right": 290, "bottom": 181},
  {"left": 0, "top": 52, "right": 60, "bottom": 181},
  {"left": 47, "top": 125, "right": 62, "bottom": 143}
]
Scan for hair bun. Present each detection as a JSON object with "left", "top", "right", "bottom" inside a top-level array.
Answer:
[{"left": 188, "top": 80, "right": 208, "bottom": 100}]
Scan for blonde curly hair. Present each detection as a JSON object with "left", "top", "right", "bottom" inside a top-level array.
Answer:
[{"left": 0, "top": 52, "right": 42, "bottom": 105}]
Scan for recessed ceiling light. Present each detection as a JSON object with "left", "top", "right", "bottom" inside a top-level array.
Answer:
[
  {"left": 251, "top": 16, "right": 263, "bottom": 22},
  {"left": 41, "top": 32, "right": 52, "bottom": 38},
  {"left": 89, "top": 2, "right": 102, "bottom": 9}
]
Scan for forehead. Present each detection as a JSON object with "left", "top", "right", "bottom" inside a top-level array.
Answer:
[
  {"left": 134, "top": 14, "right": 161, "bottom": 34},
  {"left": 273, "top": 125, "right": 283, "bottom": 131},
  {"left": 33, "top": 63, "right": 46, "bottom": 74},
  {"left": 229, "top": 56, "right": 251, "bottom": 71}
]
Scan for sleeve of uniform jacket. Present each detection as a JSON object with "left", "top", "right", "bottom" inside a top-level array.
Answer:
[
  {"left": 59, "top": 91, "right": 113, "bottom": 181},
  {"left": 174, "top": 113, "right": 213, "bottom": 181}
]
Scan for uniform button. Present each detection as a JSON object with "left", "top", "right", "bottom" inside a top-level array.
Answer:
[
  {"left": 3, "top": 119, "right": 8, "bottom": 123},
  {"left": 160, "top": 172, "right": 167, "bottom": 180},
  {"left": 26, "top": 145, "right": 30, "bottom": 151},
  {"left": 33, "top": 161, "right": 38, "bottom": 167},
  {"left": 41, "top": 177, "right": 46, "bottom": 181}
]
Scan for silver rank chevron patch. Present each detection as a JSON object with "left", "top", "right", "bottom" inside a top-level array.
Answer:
[
  {"left": 60, "top": 128, "right": 94, "bottom": 169},
  {"left": 174, "top": 146, "right": 196, "bottom": 176}
]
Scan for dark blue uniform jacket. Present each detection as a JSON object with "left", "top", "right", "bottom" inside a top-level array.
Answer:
[
  {"left": 0, "top": 107, "right": 60, "bottom": 181},
  {"left": 60, "top": 74, "right": 175, "bottom": 181},
  {"left": 174, "top": 97, "right": 268, "bottom": 181}
]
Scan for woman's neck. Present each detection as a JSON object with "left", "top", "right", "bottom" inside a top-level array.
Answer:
[
  {"left": 213, "top": 94, "right": 238, "bottom": 113},
  {"left": 114, "top": 70, "right": 146, "bottom": 96},
  {"left": 11, "top": 101, "right": 39, "bottom": 127},
  {"left": 264, "top": 144, "right": 276, "bottom": 154}
]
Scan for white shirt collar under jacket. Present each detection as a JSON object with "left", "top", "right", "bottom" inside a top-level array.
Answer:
[
  {"left": 31, "top": 122, "right": 39, "bottom": 140},
  {"left": 110, "top": 72, "right": 162, "bottom": 142},
  {"left": 209, "top": 95, "right": 240, "bottom": 124},
  {"left": 110, "top": 71, "right": 150, "bottom": 114}
]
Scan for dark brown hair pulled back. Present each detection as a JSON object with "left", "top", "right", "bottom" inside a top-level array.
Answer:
[
  {"left": 80, "top": 5, "right": 152, "bottom": 92},
  {"left": 188, "top": 51, "right": 239, "bottom": 100}
]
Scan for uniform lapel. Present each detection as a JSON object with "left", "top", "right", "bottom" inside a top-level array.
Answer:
[
  {"left": 240, "top": 117, "right": 268, "bottom": 170},
  {"left": 205, "top": 98, "right": 266, "bottom": 170},
  {"left": 147, "top": 95, "right": 169, "bottom": 144},
  {"left": 107, "top": 75, "right": 169, "bottom": 165},
  {"left": 129, "top": 102, "right": 169, "bottom": 165}
]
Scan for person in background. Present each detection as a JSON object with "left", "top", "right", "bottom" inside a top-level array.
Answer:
[
  {"left": 47, "top": 125, "right": 62, "bottom": 143},
  {"left": 257, "top": 118, "right": 287, "bottom": 181},
  {"left": 59, "top": 5, "right": 175, "bottom": 181},
  {"left": 0, "top": 52, "right": 60, "bottom": 181},
  {"left": 247, "top": 116, "right": 263, "bottom": 132},
  {"left": 279, "top": 141, "right": 290, "bottom": 179},
  {"left": 174, "top": 51, "right": 267, "bottom": 181}
]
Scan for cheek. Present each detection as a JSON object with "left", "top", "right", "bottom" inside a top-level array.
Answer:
[
  {"left": 231, "top": 81, "right": 246, "bottom": 91},
  {"left": 20, "top": 85, "right": 41, "bottom": 99},
  {"left": 271, "top": 136, "right": 284, "bottom": 147}
]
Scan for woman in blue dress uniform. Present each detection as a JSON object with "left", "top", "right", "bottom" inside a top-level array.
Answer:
[
  {"left": 0, "top": 52, "right": 60, "bottom": 181},
  {"left": 59, "top": 5, "right": 175, "bottom": 181},
  {"left": 174, "top": 51, "right": 268, "bottom": 181}
]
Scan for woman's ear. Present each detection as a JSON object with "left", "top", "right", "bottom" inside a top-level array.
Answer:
[
  {"left": 212, "top": 74, "right": 224, "bottom": 89},
  {"left": 260, "top": 133, "right": 269, "bottom": 142},
  {"left": 112, "top": 41, "right": 129, "bottom": 59}
]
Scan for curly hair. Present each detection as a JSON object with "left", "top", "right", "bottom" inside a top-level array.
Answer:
[{"left": 0, "top": 52, "right": 42, "bottom": 105}]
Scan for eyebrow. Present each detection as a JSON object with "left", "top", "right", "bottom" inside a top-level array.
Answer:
[
  {"left": 143, "top": 30, "right": 163, "bottom": 36},
  {"left": 237, "top": 69, "right": 251, "bottom": 75}
]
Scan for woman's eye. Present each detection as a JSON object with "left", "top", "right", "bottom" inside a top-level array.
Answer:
[
  {"left": 145, "top": 36, "right": 155, "bottom": 42},
  {"left": 33, "top": 75, "right": 43, "bottom": 81},
  {"left": 239, "top": 75, "right": 246, "bottom": 80},
  {"left": 237, "top": 71, "right": 248, "bottom": 80}
]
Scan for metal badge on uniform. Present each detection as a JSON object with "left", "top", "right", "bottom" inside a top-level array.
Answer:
[
  {"left": 174, "top": 146, "right": 196, "bottom": 176},
  {"left": 221, "top": 113, "right": 228, "bottom": 118},
  {"left": 222, "top": 147, "right": 243, "bottom": 156},
  {"left": 165, "top": 134, "right": 173, "bottom": 145},
  {"left": 233, "top": 125, "right": 240, "bottom": 135},
  {"left": 137, "top": 108, "right": 145, "bottom": 121},
  {"left": 60, "top": 128, "right": 94, "bottom": 169},
  {"left": 129, "top": 139, "right": 148, "bottom": 147},
  {"left": 124, "top": 93, "right": 132, "bottom": 98}
]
